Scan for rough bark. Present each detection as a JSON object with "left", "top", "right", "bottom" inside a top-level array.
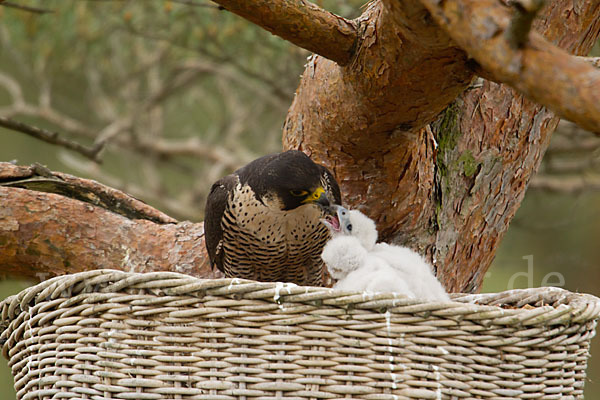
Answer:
[
  {"left": 0, "top": 163, "right": 221, "bottom": 281},
  {"left": 282, "top": 0, "right": 473, "bottom": 245},
  {"left": 283, "top": 0, "right": 600, "bottom": 292},
  {"left": 431, "top": 0, "right": 600, "bottom": 292}
]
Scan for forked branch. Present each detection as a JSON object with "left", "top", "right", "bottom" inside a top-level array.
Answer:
[{"left": 0, "top": 116, "right": 104, "bottom": 162}]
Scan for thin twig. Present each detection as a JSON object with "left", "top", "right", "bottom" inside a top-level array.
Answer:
[
  {"left": 169, "top": 0, "right": 221, "bottom": 8},
  {"left": 0, "top": 116, "right": 104, "bottom": 162},
  {"left": 121, "top": 26, "right": 293, "bottom": 104},
  {"left": 545, "top": 120, "right": 600, "bottom": 154},
  {"left": 532, "top": 120, "right": 600, "bottom": 192},
  {"left": 0, "top": 1, "right": 53, "bottom": 14},
  {"left": 134, "top": 137, "right": 249, "bottom": 170}
]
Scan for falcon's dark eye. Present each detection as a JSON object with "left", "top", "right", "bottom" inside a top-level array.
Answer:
[
  {"left": 290, "top": 190, "right": 308, "bottom": 197},
  {"left": 347, "top": 224, "right": 352, "bottom": 232}
]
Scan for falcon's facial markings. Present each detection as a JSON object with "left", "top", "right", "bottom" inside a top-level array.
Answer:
[
  {"left": 261, "top": 180, "right": 329, "bottom": 213},
  {"left": 239, "top": 150, "right": 332, "bottom": 212},
  {"left": 273, "top": 185, "right": 329, "bottom": 212}
]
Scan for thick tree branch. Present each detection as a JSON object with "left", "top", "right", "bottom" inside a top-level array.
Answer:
[
  {"left": 283, "top": 0, "right": 475, "bottom": 242},
  {"left": 0, "top": 163, "right": 220, "bottom": 281},
  {"left": 57, "top": 154, "right": 202, "bottom": 221},
  {"left": 0, "top": 116, "right": 104, "bottom": 162},
  {"left": 426, "top": 0, "right": 600, "bottom": 292},
  {"left": 2, "top": 0, "right": 599, "bottom": 296},
  {"left": 0, "top": 162, "right": 177, "bottom": 223},
  {"left": 419, "top": 0, "right": 600, "bottom": 133},
  {"left": 210, "top": 0, "right": 357, "bottom": 66}
]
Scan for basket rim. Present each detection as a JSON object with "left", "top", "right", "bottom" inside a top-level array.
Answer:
[{"left": 2, "top": 269, "right": 600, "bottom": 328}]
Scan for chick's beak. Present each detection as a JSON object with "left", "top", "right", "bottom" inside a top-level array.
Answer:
[{"left": 320, "top": 204, "right": 345, "bottom": 233}]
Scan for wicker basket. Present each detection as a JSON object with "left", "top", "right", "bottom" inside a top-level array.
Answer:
[{"left": 1, "top": 270, "right": 599, "bottom": 400}]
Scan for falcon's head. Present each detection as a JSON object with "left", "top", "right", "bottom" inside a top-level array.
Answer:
[{"left": 238, "top": 150, "right": 341, "bottom": 212}]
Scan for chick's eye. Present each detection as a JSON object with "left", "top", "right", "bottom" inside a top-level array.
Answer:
[
  {"left": 290, "top": 190, "right": 308, "bottom": 197},
  {"left": 347, "top": 224, "right": 352, "bottom": 232}
]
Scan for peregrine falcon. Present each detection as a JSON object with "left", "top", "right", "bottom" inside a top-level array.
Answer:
[{"left": 204, "top": 150, "right": 341, "bottom": 286}]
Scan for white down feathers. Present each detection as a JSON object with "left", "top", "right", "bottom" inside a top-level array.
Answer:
[{"left": 321, "top": 207, "right": 450, "bottom": 302}]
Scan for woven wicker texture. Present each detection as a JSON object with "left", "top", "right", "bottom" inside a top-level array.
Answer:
[{"left": 1, "top": 270, "right": 599, "bottom": 400}]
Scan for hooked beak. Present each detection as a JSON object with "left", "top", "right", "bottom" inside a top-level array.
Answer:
[{"left": 302, "top": 186, "right": 329, "bottom": 207}]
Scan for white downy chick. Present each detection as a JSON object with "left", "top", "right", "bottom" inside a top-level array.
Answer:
[
  {"left": 321, "top": 206, "right": 374, "bottom": 281},
  {"left": 371, "top": 243, "right": 449, "bottom": 302},
  {"left": 329, "top": 206, "right": 378, "bottom": 251},
  {"left": 334, "top": 255, "right": 414, "bottom": 294},
  {"left": 321, "top": 235, "right": 368, "bottom": 281},
  {"left": 321, "top": 232, "right": 412, "bottom": 294},
  {"left": 321, "top": 206, "right": 450, "bottom": 302}
]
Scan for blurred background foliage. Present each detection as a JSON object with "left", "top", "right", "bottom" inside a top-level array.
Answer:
[{"left": 1, "top": 0, "right": 599, "bottom": 398}]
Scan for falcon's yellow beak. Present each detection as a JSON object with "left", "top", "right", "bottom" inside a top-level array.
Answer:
[{"left": 302, "top": 186, "right": 329, "bottom": 206}]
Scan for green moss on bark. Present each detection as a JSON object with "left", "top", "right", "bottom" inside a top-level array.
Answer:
[
  {"left": 435, "top": 102, "right": 462, "bottom": 179},
  {"left": 458, "top": 150, "right": 480, "bottom": 177},
  {"left": 433, "top": 102, "right": 462, "bottom": 230}
]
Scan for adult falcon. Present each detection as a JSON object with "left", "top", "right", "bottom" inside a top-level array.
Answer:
[{"left": 204, "top": 150, "right": 342, "bottom": 286}]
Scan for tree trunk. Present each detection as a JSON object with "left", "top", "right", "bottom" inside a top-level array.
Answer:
[{"left": 282, "top": 0, "right": 600, "bottom": 292}]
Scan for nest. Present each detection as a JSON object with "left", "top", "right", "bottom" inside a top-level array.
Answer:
[{"left": 1, "top": 270, "right": 599, "bottom": 399}]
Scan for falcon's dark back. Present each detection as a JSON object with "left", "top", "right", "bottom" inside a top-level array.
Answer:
[
  {"left": 203, "top": 150, "right": 341, "bottom": 286},
  {"left": 204, "top": 174, "right": 237, "bottom": 271}
]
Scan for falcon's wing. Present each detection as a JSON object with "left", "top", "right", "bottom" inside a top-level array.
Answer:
[
  {"left": 204, "top": 174, "right": 237, "bottom": 271},
  {"left": 318, "top": 165, "right": 342, "bottom": 205}
]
